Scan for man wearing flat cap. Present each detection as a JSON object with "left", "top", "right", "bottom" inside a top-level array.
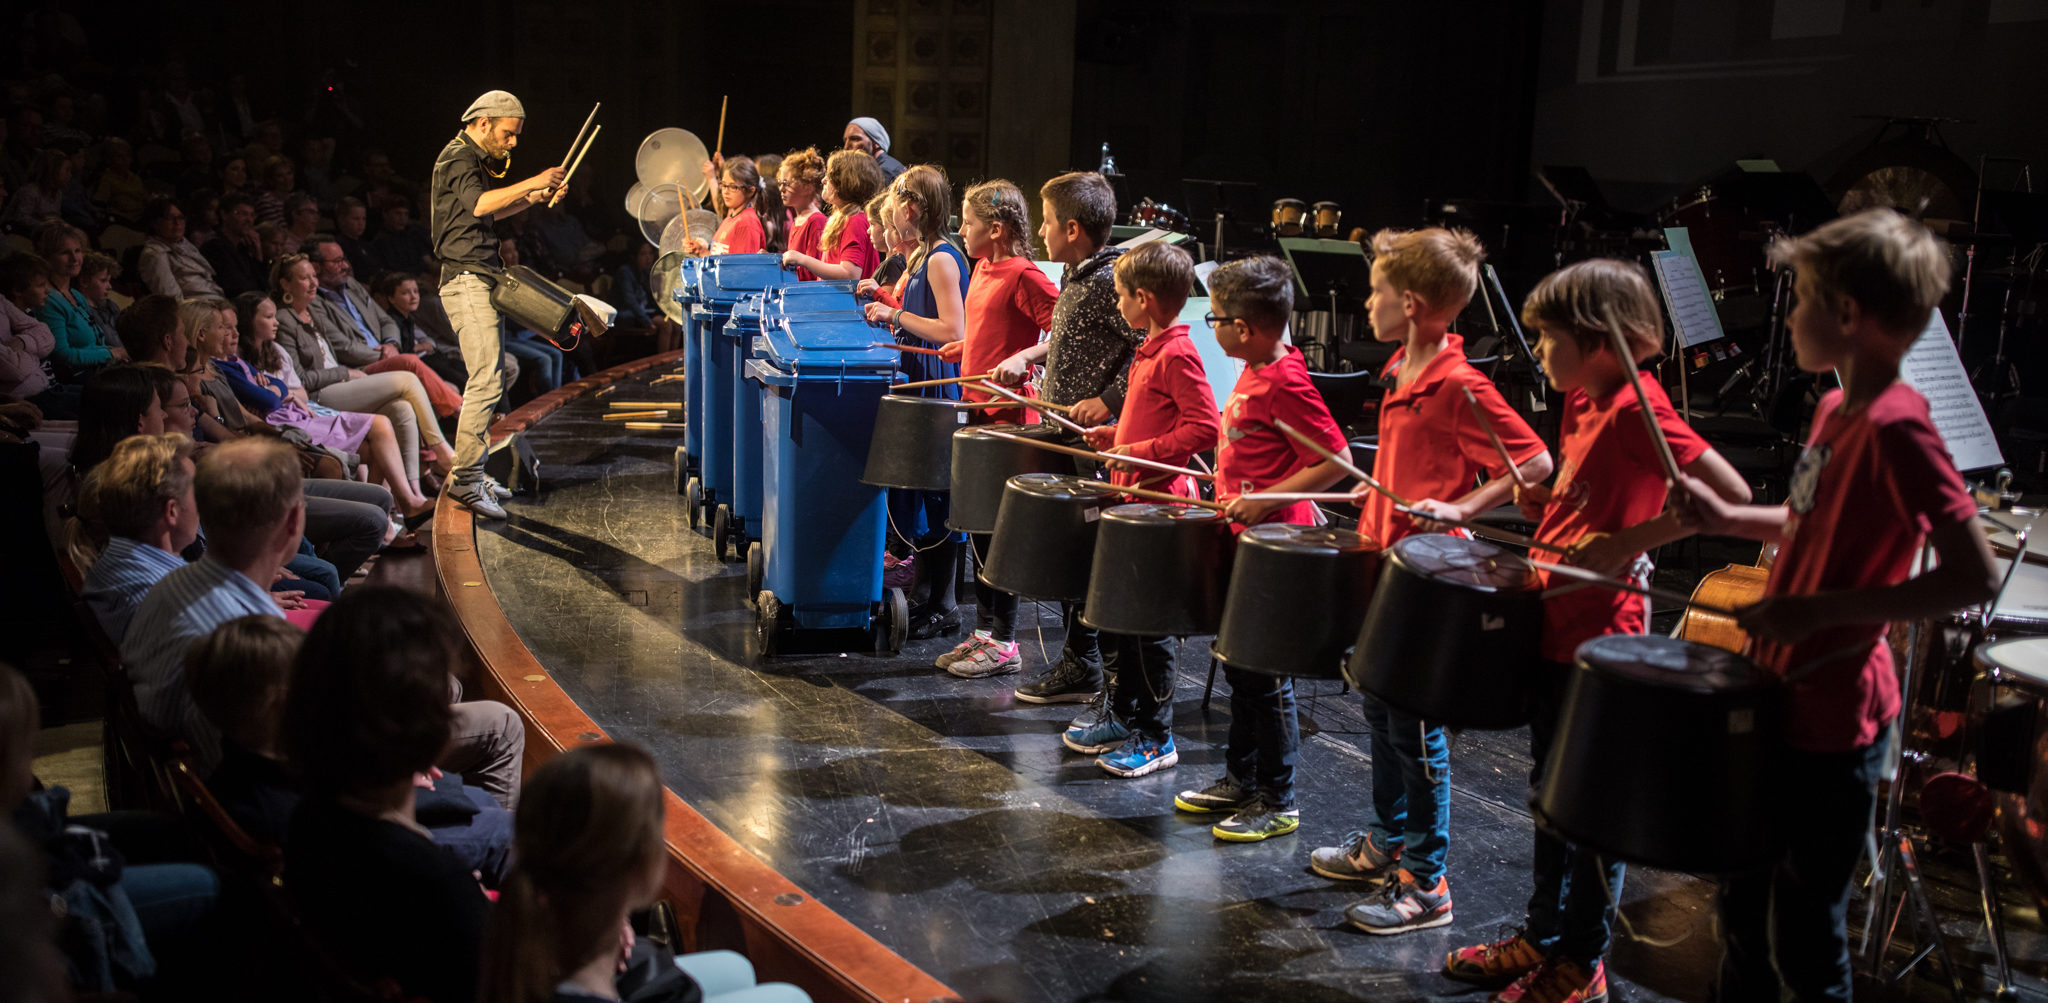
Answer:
[
  {"left": 841, "top": 116, "right": 907, "bottom": 184},
  {"left": 429, "top": 89, "right": 566, "bottom": 519}
]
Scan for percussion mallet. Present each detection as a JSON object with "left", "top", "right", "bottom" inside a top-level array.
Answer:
[
  {"left": 1078, "top": 478, "right": 1229, "bottom": 513},
  {"left": 1274, "top": 419, "right": 1410, "bottom": 508},
  {"left": 1601, "top": 308, "right": 1685, "bottom": 491},
  {"left": 975, "top": 381, "right": 1091, "bottom": 438},
  {"left": 981, "top": 429, "right": 1215, "bottom": 482},
  {"left": 1461, "top": 385, "right": 1532, "bottom": 490},
  {"left": 890, "top": 371, "right": 998, "bottom": 391},
  {"left": 1529, "top": 560, "right": 1740, "bottom": 617},
  {"left": 1272, "top": 420, "right": 1565, "bottom": 551},
  {"left": 715, "top": 95, "right": 728, "bottom": 156},
  {"left": 875, "top": 342, "right": 946, "bottom": 357},
  {"left": 550, "top": 123, "right": 600, "bottom": 208}
]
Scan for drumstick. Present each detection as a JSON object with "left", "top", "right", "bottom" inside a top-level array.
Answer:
[
  {"left": 603, "top": 409, "right": 669, "bottom": 421},
  {"left": 560, "top": 103, "right": 600, "bottom": 170},
  {"left": 1238, "top": 492, "right": 1359, "bottom": 503},
  {"left": 1079, "top": 479, "right": 1229, "bottom": 513},
  {"left": 715, "top": 95, "right": 728, "bottom": 156},
  {"left": 549, "top": 123, "right": 600, "bottom": 208},
  {"left": 1460, "top": 385, "right": 1531, "bottom": 490},
  {"left": 973, "top": 382, "right": 1089, "bottom": 436},
  {"left": 608, "top": 400, "right": 681, "bottom": 408},
  {"left": 622, "top": 422, "right": 687, "bottom": 431},
  {"left": 875, "top": 342, "right": 945, "bottom": 356},
  {"left": 1399, "top": 508, "right": 1570, "bottom": 553},
  {"left": 1602, "top": 312, "right": 1684, "bottom": 489},
  {"left": 981, "top": 429, "right": 1215, "bottom": 482},
  {"left": 1529, "top": 560, "right": 1740, "bottom": 617},
  {"left": 1273, "top": 419, "right": 1411, "bottom": 507},
  {"left": 955, "top": 399, "right": 1074, "bottom": 414},
  {"left": 890, "top": 371, "right": 997, "bottom": 390}
]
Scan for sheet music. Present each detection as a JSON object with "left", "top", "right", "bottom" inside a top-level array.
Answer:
[
  {"left": 1650, "top": 247, "right": 1726, "bottom": 348},
  {"left": 1898, "top": 311, "right": 2003, "bottom": 471}
]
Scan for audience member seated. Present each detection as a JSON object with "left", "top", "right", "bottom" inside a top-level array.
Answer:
[
  {"left": 334, "top": 196, "right": 375, "bottom": 275},
  {"left": 254, "top": 219, "right": 287, "bottom": 264},
  {"left": 202, "top": 191, "right": 267, "bottom": 296},
  {"left": 307, "top": 234, "right": 462, "bottom": 415},
  {"left": 496, "top": 237, "right": 568, "bottom": 393},
  {"left": 182, "top": 187, "right": 220, "bottom": 247},
  {"left": 76, "top": 432, "right": 200, "bottom": 642},
  {"left": 76, "top": 251, "right": 123, "bottom": 349},
  {"left": 0, "top": 254, "right": 78, "bottom": 419},
  {"left": 115, "top": 293, "right": 188, "bottom": 375},
  {"left": 188, "top": 615, "right": 514, "bottom": 885},
  {"left": 280, "top": 192, "right": 319, "bottom": 257},
  {"left": 369, "top": 196, "right": 434, "bottom": 278},
  {"left": 1, "top": 147, "right": 67, "bottom": 232},
  {"left": 121, "top": 437, "right": 303, "bottom": 766},
  {"left": 33, "top": 221, "right": 120, "bottom": 391},
  {"left": 269, "top": 253, "right": 455, "bottom": 493},
  {"left": 285, "top": 589, "right": 523, "bottom": 1002},
  {"left": 214, "top": 152, "right": 250, "bottom": 201},
  {"left": 173, "top": 130, "right": 216, "bottom": 198},
  {"left": 480, "top": 743, "right": 812, "bottom": 1003},
  {"left": 614, "top": 242, "right": 683, "bottom": 355},
  {"left": 137, "top": 196, "right": 224, "bottom": 299},
  {"left": 89, "top": 137, "right": 148, "bottom": 224},
  {"left": 68, "top": 363, "right": 167, "bottom": 475},
  {"left": 252, "top": 154, "right": 296, "bottom": 228}
]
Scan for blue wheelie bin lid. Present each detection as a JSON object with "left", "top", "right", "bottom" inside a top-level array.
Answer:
[
  {"left": 758, "top": 314, "right": 898, "bottom": 380},
  {"left": 700, "top": 253, "right": 796, "bottom": 309},
  {"left": 762, "top": 281, "right": 861, "bottom": 318}
]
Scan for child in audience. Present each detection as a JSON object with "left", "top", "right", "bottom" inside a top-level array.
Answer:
[{"left": 1068, "top": 242, "right": 1218, "bottom": 779}]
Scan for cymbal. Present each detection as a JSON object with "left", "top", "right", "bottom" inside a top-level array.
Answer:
[
  {"left": 636, "top": 128, "right": 711, "bottom": 205},
  {"left": 652, "top": 250, "right": 687, "bottom": 323},
  {"left": 623, "top": 181, "right": 647, "bottom": 220}
]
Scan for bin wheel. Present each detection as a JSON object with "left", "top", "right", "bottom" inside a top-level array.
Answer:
[
  {"left": 712, "top": 505, "right": 732, "bottom": 562},
  {"left": 673, "top": 447, "right": 689, "bottom": 495},
  {"left": 685, "top": 478, "right": 702, "bottom": 531},
  {"left": 885, "top": 587, "right": 909, "bottom": 654},
  {"left": 746, "top": 543, "right": 764, "bottom": 605},
  {"left": 756, "top": 591, "right": 784, "bottom": 657}
]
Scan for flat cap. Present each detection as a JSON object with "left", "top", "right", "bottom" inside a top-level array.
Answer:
[{"left": 460, "top": 90, "right": 526, "bottom": 122}]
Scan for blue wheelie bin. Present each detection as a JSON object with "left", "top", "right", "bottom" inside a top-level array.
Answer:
[
  {"left": 670, "top": 256, "right": 707, "bottom": 513},
  {"left": 747, "top": 313, "right": 905, "bottom": 655},
  {"left": 725, "top": 283, "right": 866, "bottom": 574},
  {"left": 689, "top": 254, "right": 796, "bottom": 540}
]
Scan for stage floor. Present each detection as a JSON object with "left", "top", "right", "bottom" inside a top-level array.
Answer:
[{"left": 474, "top": 368, "right": 2044, "bottom": 1003}]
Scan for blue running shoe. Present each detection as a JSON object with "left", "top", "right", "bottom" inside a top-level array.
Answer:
[
  {"left": 1062, "top": 713, "right": 1129, "bottom": 755},
  {"left": 1097, "top": 734, "right": 1178, "bottom": 778}
]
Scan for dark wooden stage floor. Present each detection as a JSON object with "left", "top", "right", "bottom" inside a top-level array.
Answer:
[{"left": 472, "top": 367, "right": 2045, "bottom": 1002}]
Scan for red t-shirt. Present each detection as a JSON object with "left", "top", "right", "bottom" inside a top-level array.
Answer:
[
  {"left": 788, "top": 209, "right": 826, "bottom": 280},
  {"left": 1757, "top": 383, "right": 1975, "bottom": 752},
  {"left": 1360, "top": 333, "right": 1547, "bottom": 546},
  {"left": 1217, "top": 346, "right": 1349, "bottom": 528},
  {"left": 825, "top": 212, "right": 881, "bottom": 280},
  {"left": 711, "top": 206, "right": 764, "bottom": 255},
  {"left": 960, "top": 256, "right": 1058, "bottom": 423},
  {"left": 1112, "top": 323, "right": 1220, "bottom": 497},
  {"left": 1534, "top": 376, "right": 1710, "bottom": 662}
]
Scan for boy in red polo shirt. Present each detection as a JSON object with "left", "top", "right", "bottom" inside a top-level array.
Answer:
[
  {"left": 1166, "top": 255, "right": 1348, "bottom": 841},
  {"left": 937, "top": 179, "right": 1060, "bottom": 679},
  {"left": 1675, "top": 210, "right": 1997, "bottom": 1003},
  {"left": 1442, "top": 259, "right": 1750, "bottom": 1002},
  {"left": 1313, "top": 227, "right": 1553, "bottom": 935},
  {"left": 1068, "top": 241, "right": 1219, "bottom": 777}
]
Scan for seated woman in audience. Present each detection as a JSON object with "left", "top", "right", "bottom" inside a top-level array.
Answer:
[
  {"left": 33, "top": 222, "right": 122, "bottom": 385},
  {"left": 2, "top": 148, "right": 70, "bottom": 232},
  {"left": 189, "top": 615, "right": 513, "bottom": 881},
  {"left": 284, "top": 589, "right": 495, "bottom": 1003},
  {"left": 138, "top": 196, "right": 224, "bottom": 299},
  {"left": 269, "top": 254, "right": 454, "bottom": 494},
  {"left": 215, "top": 154, "right": 251, "bottom": 201},
  {"left": 479, "top": 743, "right": 810, "bottom": 1003},
  {"left": 68, "top": 362, "right": 166, "bottom": 475},
  {"left": 0, "top": 254, "right": 80, "bottom": 419},
  {"left": 220, "top": 291, "right": 435, "bottom": 522}
]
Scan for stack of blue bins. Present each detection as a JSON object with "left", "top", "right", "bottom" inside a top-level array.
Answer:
[
  {"left": 686, "top": 254, "right": 796, "bottom": 538},
  {"left": 669, "top": 256, "right": 707, "bottom": 500},
  {"left": 745, "top": 309, "right": 904, "bottom": 655},
  {"left": 719, "top": 281, "right": 867, "bottom": 567}
]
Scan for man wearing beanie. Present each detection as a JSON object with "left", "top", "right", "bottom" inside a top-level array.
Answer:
[
  {"left": 841, "top": 116, "right": 907, "bottom": 184},
  {"left": 428, "top": 89, "right": 567, "bottom": 519}
]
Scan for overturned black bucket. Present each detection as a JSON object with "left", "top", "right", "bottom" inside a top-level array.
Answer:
[
  {"left": 860, "top": 394, "right": 961, "bottom": 490},
  {"left": 1213, "top": 525, "right": 1380, "bottom": 679},
  {"left": 980, "top": 474, "right": 1121, "bottom": 602},
  {"left": 948, "top": 424, "right": 1070, "bottom": 533},
  {"left": 1081, "top": 503, "right": 1234, "bottom": 636},
  {"left": 1346, "top": 533, "right": 1540, "bottom": 728}
]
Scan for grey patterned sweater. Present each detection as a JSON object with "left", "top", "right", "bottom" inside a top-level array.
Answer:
[{"left": 1040, "top": 246, "right": 1146, "bottom": 412}]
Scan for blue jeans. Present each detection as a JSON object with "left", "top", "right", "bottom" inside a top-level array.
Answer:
[
  {"left": 427, "top": 785, "right": 514, "bottom": 887},
  {"left": 1223, "top": 666, "right": 1298, "bottom": 806},
  {"left": 502, "top": 328, "right": 564, "bottom": 391},
  {"left": 1105, "top": 633, "right": 1175, "bottom": 744},
  {"left": 1712, "top": 728, "right": 1888, "bottom": 1003},
  {"left": 285, "top": 539, "right": 339, "bottom": 598},
  {"left": 1526, "top": 661, "right": 1624, "bottom": 964},
  {"left": 1362, "top": 693, "right": 1450, "bottom": 884},
  {"left": 122, "top": 862, "right": 220, "bottom": 953}
]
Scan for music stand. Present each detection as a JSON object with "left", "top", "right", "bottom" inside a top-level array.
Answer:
[
  {"left": 1182, "top": 177, "right": 1259, "bottom": 258},
  {"left": 1279, "top": 238, "right": 1370, "bottom": 372}
]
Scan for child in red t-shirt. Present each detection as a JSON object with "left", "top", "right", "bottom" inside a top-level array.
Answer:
[
  {"left": 1163, "top": 255, "right": 1347, "bottom": 843},
  {"left": 1316, "top": 228, "right": 1553, "bottom": 937},
  {"left": 775, "top": 148, "right": 828, "bottom": 280},
  {"left": 1442, "top": 259, "right": 1750, "bottom": 1001},
  {"left": 1675, "top": 210, "right": 1997, "bottom": 1003},
  {"left": 687, "top": 158, "right": 777, "bottom": 257},
  {"left": 1064, "top": 242, "right": 1218, "bottom": 780},
  {"left": 784, "top": 150, "right": 887, "bottom": 282}
]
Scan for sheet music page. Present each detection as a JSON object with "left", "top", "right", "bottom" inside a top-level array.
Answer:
[
  {"left": 1898, "top": 311, "right": 2004, "bottom": 471},
  {"left": 1650, "top": 248, "right": 1726, "bottom": 348}
]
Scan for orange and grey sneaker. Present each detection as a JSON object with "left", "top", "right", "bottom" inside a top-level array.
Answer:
[
  {"left": 1308, "top": 829, "right": 1401, "bottom": 884},
  {"left": 1344, "top": 868, "right": 1452, "bottom": 935},
  {"left": 1491, "top": 957, "right": 1608, "bottom": 1003},
  {"left": 1444, "top": 929, "right": 1545, "bottom": 987}
]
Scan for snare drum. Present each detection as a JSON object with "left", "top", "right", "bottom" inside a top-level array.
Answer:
[{"left": 1271, "top": 198, "right": 1307, "bottom": 237}]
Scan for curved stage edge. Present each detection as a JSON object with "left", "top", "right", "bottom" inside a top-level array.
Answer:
[{"left": 433, "top": 350, "right": 957, "bottom": 1003}]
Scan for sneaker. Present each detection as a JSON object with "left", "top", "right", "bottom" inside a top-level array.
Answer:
[
  {"left": 935, "top": 634, "right": 991, "bottom": 671},
  {"left": 1014, "top": 654, "right": 1103, "bottom": 704},
  {"left": 1097, "top": 734, "right": 1177, "bottom": 778},
  {"left": 1066, "top": 687, "right": 1113, "bottom": 732},
  {"left": 947, "top": 635, "right": 1022, "bottom": 678},
  {"left": 1174, "top": 776, "right": 1254, "bottom": 814},
  {"left": 905, "top": 604, "right": 962, "bottom": 641},
  {"left": 448, "top": 480, "right": 508, "bottom": 520},
  {"left": 483, "top": 474, "right": 514, "bottom": 500},
  {"left": 1212, "top": 796, "right": 1299, "bottom": 842},
  {"left": 1444, "top": 929, "right": 1545, "bottom": 988},
  {"left": 1062, "top": 712, "right": 1129, "bottom": 755},
  {"left": 1345, "top": 869, "right": 1453, "bottom": 935},
  {"left": 1492, "top": 958, "right": 1607, "bottom": 1003},
  {"left": 1310, "top": 829, "right": 1402, "bottom": 884}
]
